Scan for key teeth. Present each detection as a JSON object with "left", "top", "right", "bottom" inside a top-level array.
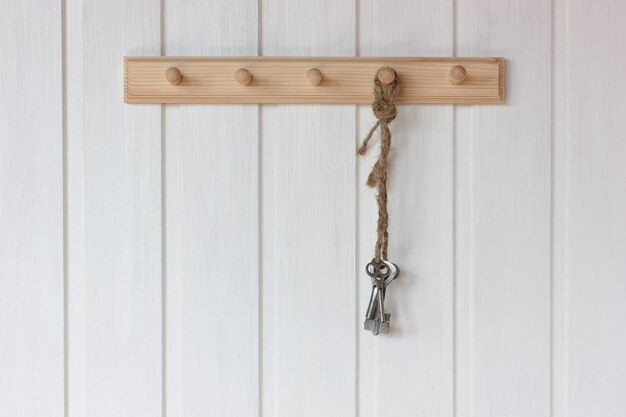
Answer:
[{"left": 364, "top": 317, "right": 391, "bottom": 335}]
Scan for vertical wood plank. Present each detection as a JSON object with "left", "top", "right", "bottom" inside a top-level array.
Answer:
[
  {"left": 0, "top": 1, "right": 63, "bottom": 416},
  {"left": 358, "top": 1, "right": 453, "bottom": 417},
  {"left": 66, "top": 0, "right": 162, "bottom": 415},
  {"left": 261, "top": 1, "right": 355, "bottom": 416},
  {"left": 551, "top": 0, "right": 568, "bottom": 415},
  {"left": 456, "top": 0, "right": 552, "bottom": 416},
  {"left": 555, "top": 1, "right": 626, "bottom": 416},
  {"left": 163, "top": 1, "right": 259, "bottom": 416},
  {"left": 65, "top": 1, "right": 85, "bottom": 415}
]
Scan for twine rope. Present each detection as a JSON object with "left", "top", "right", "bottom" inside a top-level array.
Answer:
[{"left": 358, "top": 69, "right": 400, "bottom": 262}]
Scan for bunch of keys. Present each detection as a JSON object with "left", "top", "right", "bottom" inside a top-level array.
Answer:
[{"left": 364, "top": 258, "right": 399, "bottom": 335}]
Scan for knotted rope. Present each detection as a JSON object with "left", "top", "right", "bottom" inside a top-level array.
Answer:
[{"left": 358, "top": 68, "right": 400, "bottom": 262}]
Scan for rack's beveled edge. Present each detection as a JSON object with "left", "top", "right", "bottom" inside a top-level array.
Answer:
[
  {"left": 498, "top": 58, "right": 506, "bottom": 102},
  {"left": 124, "top": 55, "right": 506, "bottom": 62},
  {"left": 124, "top": 57, "right": 129, "bottom": 102}
]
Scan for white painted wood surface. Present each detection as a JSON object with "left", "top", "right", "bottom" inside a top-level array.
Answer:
[
  {"left": 163, "top": 1, "right": 259, "bottom": 416},
  {"left": 456, "top": 0, "right": 552, "bottom": 416},
  {"left": 66, "top": 0, "right": 162, "bottom": 416},
  {"left": 0, "top": 1, "right": 63, "bottom": 416},
  {"left": 2, "top": 0, "right": 626, "bottom": 416},
  {"left": 554, "top": 1, "right": 626, "bottom": 416},
  {"left": 262, "top": 1, "right": 355, "bottom": 416}
]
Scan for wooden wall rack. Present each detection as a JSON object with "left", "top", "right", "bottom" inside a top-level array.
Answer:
[{"left": 124, "top": 57, "right": 505, "bottom": 104}]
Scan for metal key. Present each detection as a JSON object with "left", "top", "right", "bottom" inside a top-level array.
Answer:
[
  {"left": 375, "top": 260, "right": 399, "bottom": 333},
  {"left": 364, "top": 261, "right": 397, "bottom": 321},
  {"left": 364, "top": 259, "right": 399, "bottom": 332},
  {"left": 364, "top": 260, "right": 392, "bottom": 334},
  {"left": 364, "top": 259, "right": 399, "bottom": 335}
]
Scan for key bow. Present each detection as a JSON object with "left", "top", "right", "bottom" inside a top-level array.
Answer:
[{"left": 366, "top": 259, "right": 391, "bottom": 280}]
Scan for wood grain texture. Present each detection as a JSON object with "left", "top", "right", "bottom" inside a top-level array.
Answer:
[
  {"left": 124, "top": 57, "right": 504, "bottom": 104},
  {"left": 65, "top": 0, "right": 85, "bottom": 414},
  {"left": 552, "top": 0, "right": 568, "bottom": 415},
  {"left": 0, "top": 1, "right": 63, "bottom": 416},
  {"left": 261, "top": 1, "right": 355, "bottom": 416},
  {"left": 358, "top": 1, "right": 453, "bottom": 416},
  {"left": 555, "top": 1, "right": 626, "bottom": 416},
  {"left": 456, "top": 0, "right": 552, "bottom": 416},
  {"left": 66, "top": 0, "right": 162, "bottom": 415},
  {"left": 163, "top": 1, "right": 259, "bottom": 416}
]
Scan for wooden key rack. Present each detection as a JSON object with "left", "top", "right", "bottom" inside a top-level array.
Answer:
[{"left": 124, "top": 56, "right": 505, "bottom": 104}]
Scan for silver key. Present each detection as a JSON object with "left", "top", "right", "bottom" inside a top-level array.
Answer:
[
  {"left": 363, "top": 259, "right": 399, "bottom": 335},
  {"left": 364, "top": 260, "right": 388, "bottom": 334}
]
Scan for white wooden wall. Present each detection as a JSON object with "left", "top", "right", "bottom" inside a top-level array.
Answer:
[{"left": 1, "top": 0, "right": 624, "bottom": 416}]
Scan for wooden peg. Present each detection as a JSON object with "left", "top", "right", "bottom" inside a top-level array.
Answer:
[
  {"left": 377, "top": 67, "right": 396, "bottom": 85},
  {"left": 235, "top": 68, "right": 252, "bottom": 85},
  {"left": 306, "top": 68, "right": 323, "bottom": 85},
  {"left": 165, "top": 67, "right": 182, "bottom": 85},
  {"left": 449, "top": 65, "right": 467, "bottom": 85}
]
